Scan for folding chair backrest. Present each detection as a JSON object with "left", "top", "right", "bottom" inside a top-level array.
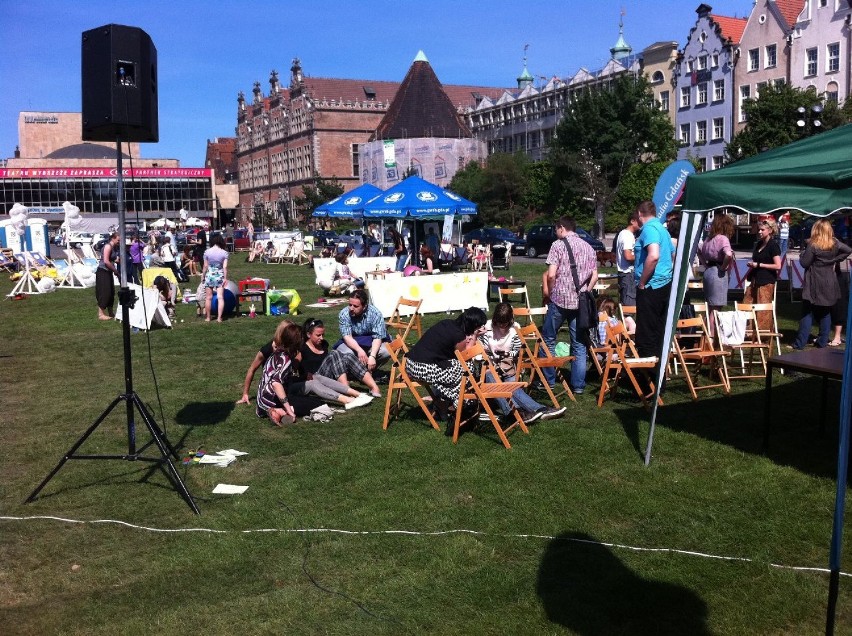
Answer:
[
  {"left": 498, "top": 285, "right": 530, "bottom": 309},
  {"left": 512, "top": 306, "right": 548, "bottom": 325},
  {"left": 516, "top": 322, "right": 554, "bottom": 358},
  {"left": 386, "top": 297, "right": 423, "bottom": 343},
  {"left": 618, "top": 304, "right": 637, "bottom": 326}
]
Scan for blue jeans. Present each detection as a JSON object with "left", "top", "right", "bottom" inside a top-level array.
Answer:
[
  {"left": 485, "top": 371, "right": 543, "bottom": 415},
  {"left": 541, "top": 302, "right": 587, "bottom": 391},
  {"left": 395, "top": 253, "right": 408, "bottom": 271},
  {"left": 779, "top": 238, "right": 788, "bottom": 258},
  {"left": 793, "top": 301, "right": 832, "bottom": 349}
]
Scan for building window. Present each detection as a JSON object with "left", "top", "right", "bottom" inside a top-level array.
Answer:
[
  {"left": 697, "top": 83, "right": 708, "bottom": 105},
  {"left": 680, "top": 86, "right": 691, "bottom": 108},
  {"left": 652, "top": 70, "right": 664, "bottom": 83},
  {"left": 713, "top": 79, "right": 725, "bottom": 101},
  {"left": 748, "top": 48, "right": 759, "bottom": 71},
  {"left": 828, "top": 42, "right": 840, "bottom": 73},
  {"left": 351, "top": 144, "right": 360, "bottom": 178},
  {"left": 697, "top": 55, "right": 708, "bottom": 70},
  {"left": 713, "top": 117, "right": 724, "bottom": 140},
  {"left": 696, "top": 120, "right": 707, "bottom": 142},
  {"left": 756, "top": 81, "right": 767, "bottom": 97},
  {"left": 827, "top": 81, "right": 839, "bottom": 102},
  {"left": 819, "top": 0, "right": 827, "bottom": 6},
  {"left": 659, "top": 90, "right": 670, "bottom": 112},
  {"left": 711, "top": 53, "right": 720, "bottom": 68},
  {"left": 680, "top": 123, "right": 690, "bottom": 144},
  {"left": 739, "top": 85, "right": 750, "bottom": 122},
  {"left": 712, "top": 156, "right": 724, "bottom": 170},
  {"left": 764, "top": 44, "right": 777, "bottom": 69},
  {"left": 806, "top": 48, "right": 818, "bottom": 77},
  {"left": 697, "top": 157, "right": 707, "bottom": 172},
  {"left": 687, "top": 59, "right": 695, "bottom": 73}
]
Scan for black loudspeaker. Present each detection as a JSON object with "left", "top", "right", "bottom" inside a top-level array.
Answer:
[{"left": 81, "top": 24, "right": 158, "bottom": 142}]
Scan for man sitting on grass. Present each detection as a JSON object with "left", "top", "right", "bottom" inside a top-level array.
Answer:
[{"left": 334, "top": 289, "right": 390, "bottom": 375}]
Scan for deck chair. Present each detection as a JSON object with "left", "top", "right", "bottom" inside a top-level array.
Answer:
[
  {"left": 670, "top": 316, "right": 731, "bottom": 400},
  {"left": 382, "top": 337, "right": 441, "bottom": 432},
  {"left": 735, "top": 301, "right": 782, "bottom": 357},
  {"left": 515, "top": 323, "right": 577, "bottom": 407},
  {"left": 597, "top": 321, "right": 662, "bottom": 408},
  {"left": 385, "top": 297, "right": 423, "bottom": 344},
  {"left": 715, "top": 308, "right": 770, "bottom": 380},
  {"left": 454, "top": 342, "right": 529, "bottom": 449},
  {"left": 0, "top": 250, "right": 17, "bottom": 273}
]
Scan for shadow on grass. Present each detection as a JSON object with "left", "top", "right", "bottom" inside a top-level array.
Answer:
[
  {"left": 613, "top": 376, "right": 842, "bottom": 479},
  {"left": 175, "top": 401, "right": 235, "bottom": 426},
  {"left": 537, "top": 531, "right": 710, "bottom": 635}
]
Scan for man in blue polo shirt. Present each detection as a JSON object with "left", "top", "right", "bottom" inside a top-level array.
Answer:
[{"left": 633, "top": 200, "right": 673, "bottom": 362}]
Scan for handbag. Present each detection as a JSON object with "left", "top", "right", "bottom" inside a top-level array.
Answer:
[{"left": 563, "top": 238, "right": 597, "bottom": 330}]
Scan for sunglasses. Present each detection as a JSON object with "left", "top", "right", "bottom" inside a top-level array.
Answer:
[{"left": 306, "top": 319, "right": 324, "bottom": 330}]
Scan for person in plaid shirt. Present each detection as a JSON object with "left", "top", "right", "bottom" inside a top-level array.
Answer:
[{"left": 542, "top": 215, "right": 598, "bottom": 394}]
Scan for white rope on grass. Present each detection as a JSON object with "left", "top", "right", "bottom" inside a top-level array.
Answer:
[{"left": 1, "top": 514, "right": 847, "bottom": 578}]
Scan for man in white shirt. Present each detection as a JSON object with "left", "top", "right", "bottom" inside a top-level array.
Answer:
[{"left": 616, "top": 211, "right": 639, "bottom": 307}]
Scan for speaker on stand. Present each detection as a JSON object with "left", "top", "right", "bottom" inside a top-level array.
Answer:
[{"left": 27, "top": 25, "right": 198, "bottom": 514}]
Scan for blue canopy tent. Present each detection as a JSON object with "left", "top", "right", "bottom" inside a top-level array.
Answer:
[
  {"left": 362, "top": 176, "right": 478, "bottom": 264},
  {"left": 361, "top": 175, "right": 477, "bottom": 219},
  {"left": 313, "top": 183, "right": 383, "bottom": 218}
]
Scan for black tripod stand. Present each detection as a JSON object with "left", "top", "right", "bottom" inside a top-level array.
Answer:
[{"left": 26, "top": 140, "right": 199, "bottom": 514}]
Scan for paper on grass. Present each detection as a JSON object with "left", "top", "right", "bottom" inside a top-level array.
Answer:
[
  {"left": 218, "top": 449, "right": 248, "bottom": 457},
  {"left": 212, "top": 484, "right": 249, "bottom": 494}
]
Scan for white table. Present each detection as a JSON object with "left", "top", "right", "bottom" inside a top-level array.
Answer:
[{"left": 368, "top": 272, "right": 489, "bottom": 317}]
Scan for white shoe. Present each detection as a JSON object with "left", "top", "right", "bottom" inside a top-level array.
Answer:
[{"left": 344, "top": 394, "right": 374, "bottom": 410}]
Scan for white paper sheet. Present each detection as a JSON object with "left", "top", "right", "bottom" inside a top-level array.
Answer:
[{"left": 212, "top": 484, "right": 249, "bottom": 494}]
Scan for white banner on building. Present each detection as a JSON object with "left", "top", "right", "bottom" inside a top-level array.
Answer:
[
  {"left": 383, "top": 140, "right": 396, "bottom": 168},
  {"left": 442, "top": 214, "right": 454, "bottom": 242}
]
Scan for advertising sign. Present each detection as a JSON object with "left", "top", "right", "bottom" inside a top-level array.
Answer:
[{"left": 652, "top": 160, "right": 694, "bottom": 220}]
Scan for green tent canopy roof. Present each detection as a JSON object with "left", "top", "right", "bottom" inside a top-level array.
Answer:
[{"left": 681, "top": 123, "right": 852, "bottom": 217}]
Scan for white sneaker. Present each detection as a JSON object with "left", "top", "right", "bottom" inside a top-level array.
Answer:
[{"left": 344, "top": 394, "right": 374, "bottom": 410}]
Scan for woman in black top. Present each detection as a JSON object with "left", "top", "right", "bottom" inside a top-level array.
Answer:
[
  {"left": 405, "top": 307, "right": 487, "bottom": 416},
  {"left": 743, "top": 218, "right": 782, "bottom": 331},
  {"left": 301, "top": 318, "right": 381, "bottom": 397}
]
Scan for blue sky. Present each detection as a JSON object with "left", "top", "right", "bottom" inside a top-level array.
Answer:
[{"left": 0, "top": 0, "right": 749, "bottom": 167}]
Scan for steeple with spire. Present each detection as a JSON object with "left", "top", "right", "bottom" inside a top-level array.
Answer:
[
  {"left": 610, "top": 8, "right": 632, "bottom": 61},
  {"left": 517, "top": 44, "right": 534, "bottom": 90}
]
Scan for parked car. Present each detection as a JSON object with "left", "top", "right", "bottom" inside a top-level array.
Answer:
[
  {"left": 312, "top": 230, "right": 340, "bottom": 247},
  {"left": 462, "top": 227, "right": 526, "bottom": 255},
  {"left": 523, "top": 224, "right": 605, "bottom": 258}
]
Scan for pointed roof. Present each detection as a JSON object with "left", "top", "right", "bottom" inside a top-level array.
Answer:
[
  {"left": 610, "top": 13, "right": 632, "bottom": 60},
  {"left": 773, "top": 0, "right": 806, "bottom": 29},
  {"left": 710, "top": 14, "right": 748, "bottom": 44},
  {"left": 370, "top": 53, "right": 472, "bottom": 141}
]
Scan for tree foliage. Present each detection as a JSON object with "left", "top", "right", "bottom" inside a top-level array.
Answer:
[
  {"left": 549, "top": 73, "right": 677, "bottom": 236},
  {"left": 608, "top": 161, "right": 669, "bottom": 231},
  {"left": 292, "top": 176, "right": 344, "bottom": 225},
  {"left": 450, "top": 154, "right": 533, "bottom": 228},
  {"left": 726, "top": 84, "right": 849, "bottom": 162}
]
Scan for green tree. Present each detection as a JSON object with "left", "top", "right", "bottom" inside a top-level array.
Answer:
[
  {"left": 726, "top": 84, "right": 848, "bottom": 162},
  {"left": 449, "top": 154, "right": 530, "bottom": 228},
  {"left": 291, "top": 176, "right": 344, "bottom": 225},
  {"left": 608, "top": 161, "right": 669, "bottom": 232},
  {"left": 521, "top": 160, "right": 559, "bottom": 221},
  {"left": 549, "top": 73, "right": 677, "bottom": 237}
]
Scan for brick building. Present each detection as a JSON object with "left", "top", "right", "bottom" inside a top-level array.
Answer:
[{"left": 235, "top": 58, "right": 506, "bottom": 227}]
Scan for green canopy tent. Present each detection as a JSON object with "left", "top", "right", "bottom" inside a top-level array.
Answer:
[{"left": 647, "top": 123, "right": 852, "bottom": 634}]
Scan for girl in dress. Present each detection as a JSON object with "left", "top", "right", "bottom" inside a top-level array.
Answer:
[{"left": 256, "top": 321, "right": 301, "bottom": 426}]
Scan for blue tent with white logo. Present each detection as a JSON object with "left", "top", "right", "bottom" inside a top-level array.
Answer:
[
  {"left": 313, "top": 183, "right": 384, "bottom": 218},
  {"left": 361, "top": 175, "right": 477, "bottom": 219}
]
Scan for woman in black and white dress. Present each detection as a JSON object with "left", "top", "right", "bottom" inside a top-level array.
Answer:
[{"left": 405, "top": 307, "right": 487, "bottom": 420}]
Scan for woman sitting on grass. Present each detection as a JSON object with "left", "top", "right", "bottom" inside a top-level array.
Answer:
[
  {"left": 256, "top": 321, "right": 301, "bottom": 426},
  {"left": 300, "top": 317, "right": 381, "bottom": 398}
]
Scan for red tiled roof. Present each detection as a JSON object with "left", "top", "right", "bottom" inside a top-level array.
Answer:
[
  {"left": 774, "top": 0, "right": 806, "bottom": 29},
  {"left": 297, "top": 76, "right": 505, "bottom": 110},
  {"left": 711, "top": 14, "right": 748, "bottom": 44}
]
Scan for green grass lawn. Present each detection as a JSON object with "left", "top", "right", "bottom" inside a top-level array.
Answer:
[{"left": 1, "top": 255, "right": 851, "bottom": 634}]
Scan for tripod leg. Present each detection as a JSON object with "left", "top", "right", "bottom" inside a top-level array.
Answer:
[
  {"left": 130, "top": 394, "right": 200, "bottom": 515},
  {"left": 26, "top": 395, "right": 124, "bottom": 503}
]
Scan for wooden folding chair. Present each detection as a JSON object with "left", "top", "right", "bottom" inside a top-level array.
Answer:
[
  {"left": 670, "top": 316, "right": 731, "bottom": 400},
  {"left": 515, "top": 323, "right": 577, "bottom": 407},
  {"left": 497, "top": 285, "right": 531, "bottom": 309},
  {"left": 589, "top": 311, "right": 613, "bottom": 377},
  {"left": 382, "top": 337, "right": 440, "bottom": 432},
  {"left": 385, "top": 297, "right": 423, "bottom": 344},
  {"left": 715, "top": 308, "right": 770, "bottom": 380},
  {"left": 618, "top": 304, "right": 637, "bottom": 333},
  {"left": 454, "top": 342, "right": 529, "bottom": 449},
  {"left": 736, "top": 300, "right": 782, "bottom": 357},
  {"left": 597, "top": 321, "right": 663, "bottom": 408},
  {"left": 512, "top": 307, "right": 548, "bottom": 326}
]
